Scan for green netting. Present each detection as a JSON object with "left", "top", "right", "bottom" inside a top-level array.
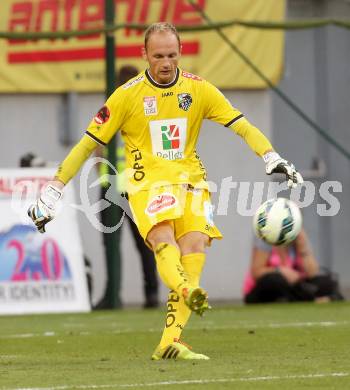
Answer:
[{"left": 1, "top": 18, "right": 350, "bottom": 40}]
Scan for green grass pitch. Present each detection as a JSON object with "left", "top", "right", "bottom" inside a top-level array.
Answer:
[{"left": 1, "top": 302, "right": 350, "bottom": 389}]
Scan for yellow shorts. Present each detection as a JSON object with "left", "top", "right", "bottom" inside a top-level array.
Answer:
[{"left": 128, "top": 184, "right": 223, "bottom": 244}]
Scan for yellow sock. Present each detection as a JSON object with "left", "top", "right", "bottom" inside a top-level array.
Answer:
[
  {"left": 181, "top": 253, "right": 206, "bottom": 287},
  {"left": 159, "top": 253, "right": 206, "bottom": 348},
  {"left": 154, "top": 243, "right": 189, "bottom": 295}
]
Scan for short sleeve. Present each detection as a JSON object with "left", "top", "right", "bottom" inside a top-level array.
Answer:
[{"left": 85, "top": 87, "right": 128, "bottom": 145}]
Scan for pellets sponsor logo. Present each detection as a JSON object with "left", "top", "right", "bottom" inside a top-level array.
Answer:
[
  {"left": 150, "top": 118, "right": 187, "bottom": 160},
  {"left": 161, "top": 124, "right": 180, "bottom": 150}
]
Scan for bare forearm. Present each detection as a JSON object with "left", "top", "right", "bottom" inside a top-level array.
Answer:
[
  {"left": 253, "top": 265, "right": 302, "bottom": 285},
  {"left": 301, "top": 255, "right": 319, "bottom": 277},
  {"left": 296, "top": 230, "right": 319, "bottom": 277}
]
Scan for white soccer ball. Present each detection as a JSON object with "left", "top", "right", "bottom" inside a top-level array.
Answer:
[{"left": 253, "top": 198, "right": 302, "bottom": 246}]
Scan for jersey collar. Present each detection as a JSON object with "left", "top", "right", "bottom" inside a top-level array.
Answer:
[{"left": 145, "top": 68, "right": 179, "bottom": 89}]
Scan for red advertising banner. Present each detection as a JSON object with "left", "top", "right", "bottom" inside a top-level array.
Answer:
[{"left": 0, "top": 0, "right": 285, "bottom": 92}]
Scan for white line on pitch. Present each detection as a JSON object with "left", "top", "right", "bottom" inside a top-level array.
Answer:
[
  {"left": 3, "top": 372, "right": 349, "bottom": 390},
  {"left": 1, "top": 320, "right": 349, "bottom": 340},
  {"left": 197, "top": 320, "right": 350, "bottom": 330},
  {"left": 0, "top": 332, "right": 56, "bottom": 339},
  {"left": 0, "top": 355, "right": 22, "bottom": 359}
]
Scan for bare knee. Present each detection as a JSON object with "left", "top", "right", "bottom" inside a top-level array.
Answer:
[
  {"left": 178, "top": 232, "right": 209, "bottom": 255},
  {"left": 147, "top": 221, "right": 178, "bottom": 251}
]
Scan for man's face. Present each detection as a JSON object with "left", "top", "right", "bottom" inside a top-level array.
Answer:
[{"left": 143, "top": 31, "right": 181, "bottom": 84}]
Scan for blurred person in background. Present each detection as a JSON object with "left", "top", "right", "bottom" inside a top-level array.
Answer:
[
  {"left": 19, "top": 152, "right": 46, "bottom": 168},
  {"left": 95, "top": 65, "right": 159, "bottom": 309},
  {"left": 243, "top": 228, "right": 344, "bottom": 304},
  {"left": 28, "top": 22, "right": 303, "bottom": 360}
]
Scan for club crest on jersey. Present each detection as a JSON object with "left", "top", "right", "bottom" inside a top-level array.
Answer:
[
  {"left": 143, "top": 96, "right": 157, "bottom": 116},
  {"left": 178, "top": 93, "right": 192, "bottom": 111},
  {"left": 94, "top": 106, "right": 110, "bottom": 125}
]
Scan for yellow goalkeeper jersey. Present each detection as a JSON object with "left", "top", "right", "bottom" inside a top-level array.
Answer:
[{"left": 85, "top": 68, "right": 272, "bottom": 193}]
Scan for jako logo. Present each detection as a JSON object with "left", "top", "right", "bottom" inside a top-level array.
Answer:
[
  {"left": 146, "top": 193, "right": 177, "bottom": 215},
  {"left": 161, "top": 125, "right": 180, "bottom": 150}
]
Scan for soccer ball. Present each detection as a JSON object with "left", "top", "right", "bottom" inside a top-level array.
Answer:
[{"left": 253, "top": 198, "right": 302, "bottom": 246}]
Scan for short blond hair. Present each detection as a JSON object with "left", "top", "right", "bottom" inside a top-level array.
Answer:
[{"left": 144, "top": 22, "right": 181, "bottom": 49}]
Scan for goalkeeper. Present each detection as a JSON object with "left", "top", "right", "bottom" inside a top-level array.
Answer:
[{"left": 28, "top": 22, "right": 303, "bottom": 360}]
